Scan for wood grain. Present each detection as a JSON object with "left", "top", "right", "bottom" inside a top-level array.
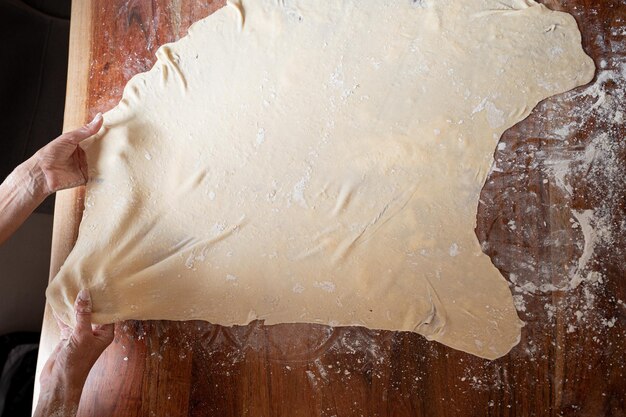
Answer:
[
  {"left": 34, "top": 0, "right": 94, "bottom": 407},
  {"left": 39, "top": 1, "right": 626, "bottom": 416}
]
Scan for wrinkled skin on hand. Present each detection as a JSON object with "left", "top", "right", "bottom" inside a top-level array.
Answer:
[
  {"left": 35, "top": 113, "right": 103, "bottom": 195},
  {"left": 35, "top": 289, "right": 114, "bottom": 417}
]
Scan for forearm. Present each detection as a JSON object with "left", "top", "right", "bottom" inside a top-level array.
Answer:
[{"left": 0, "top": 157, "right": 49, "bottom": 245}]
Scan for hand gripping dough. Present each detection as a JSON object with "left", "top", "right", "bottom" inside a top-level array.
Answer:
[{"left": 47, "top": 0, "right": 594, "bottom": 359}]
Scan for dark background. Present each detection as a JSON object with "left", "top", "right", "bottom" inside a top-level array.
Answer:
[
  {"left": 1, "top": 0, "right": 71, "bottom": 213},
  {"left": 0, "top": 1, "right": 71, "bottom": 415}
]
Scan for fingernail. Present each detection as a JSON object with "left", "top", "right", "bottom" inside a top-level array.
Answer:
[
  {"left": 78, "top": 288, "right": 90, "bottom": 301},
  {"left": 88, "top": 112, "right": 103, "bottom": 126},
  {"left": 77, "top": 289, "right": 92, "bottom": 313}
]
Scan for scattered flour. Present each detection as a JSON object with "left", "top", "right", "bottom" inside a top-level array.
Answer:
[{"left": 485, "top": 59, "right": 625, "bottom": 351}]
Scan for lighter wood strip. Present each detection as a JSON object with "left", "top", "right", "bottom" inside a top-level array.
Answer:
[{"left": 33, "top": 0, "right": 93, "bottom": 412}]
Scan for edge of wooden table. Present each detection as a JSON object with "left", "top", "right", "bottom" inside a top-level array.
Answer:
[{"left": 33, "top": 0, "right": 93, "bottom": 411}]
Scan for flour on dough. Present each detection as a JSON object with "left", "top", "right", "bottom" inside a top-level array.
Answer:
[{"left": 47, "top": 0, "right": 594, "bottom": 359}]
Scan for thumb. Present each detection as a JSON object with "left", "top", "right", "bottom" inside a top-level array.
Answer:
[
  {"left": 74, "top": 288, "right": 94, "bottom": 335},
  {"left": 65, "top": 113, "right": 104, "bottom": 144}
]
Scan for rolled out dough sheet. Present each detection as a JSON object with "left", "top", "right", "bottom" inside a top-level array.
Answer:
[{"left": 48, "top": 0, "right": 594, "bottom": 359}]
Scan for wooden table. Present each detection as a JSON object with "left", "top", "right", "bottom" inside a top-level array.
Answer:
[{"left": 37, "top": 1, "right": 626, "bottom": 415}]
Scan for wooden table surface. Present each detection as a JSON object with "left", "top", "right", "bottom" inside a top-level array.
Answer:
[{"left": 37, "top": 1, "right": 626, "bottom": 416}]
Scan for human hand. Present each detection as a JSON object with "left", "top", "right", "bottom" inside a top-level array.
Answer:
[
  {"left": 0, "top": 114, "right": 104, "bottom": 247},
  {"left": 37, "top": 289, "right": 114, "bottom": 415},
  {"left": 33, "top": 113, "right": 103, "bottom": 196}
]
